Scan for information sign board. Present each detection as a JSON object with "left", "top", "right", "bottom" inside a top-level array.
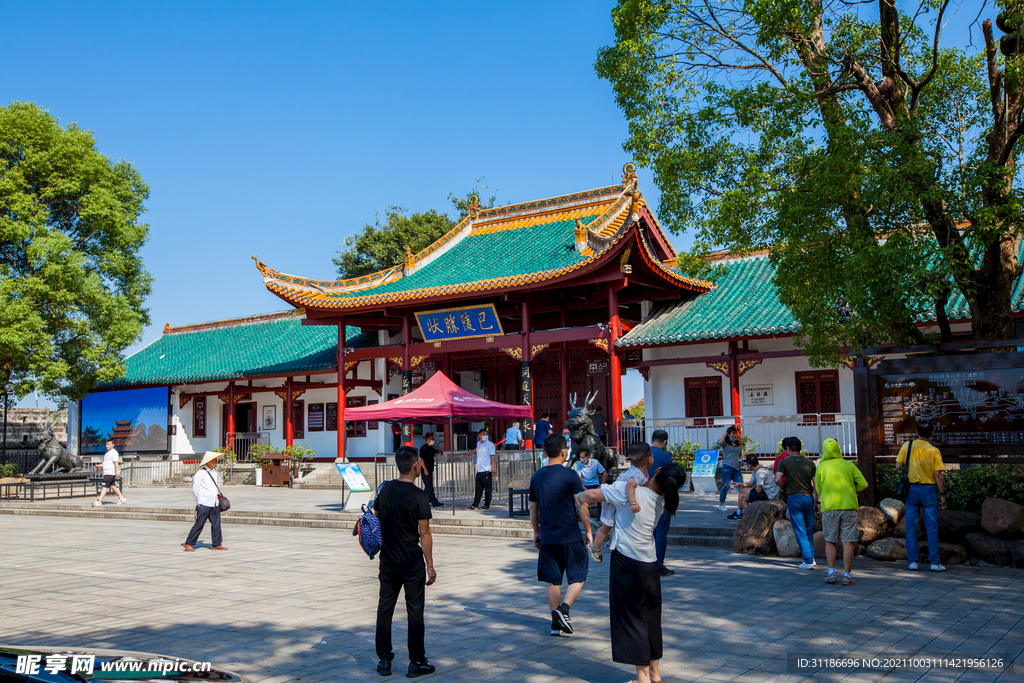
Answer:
[
  {"left": 336, "top": 463, "right": 372, "bottom": 492},
  {"left": 692, "top": 449, "right": 720, "bottom": 478}
]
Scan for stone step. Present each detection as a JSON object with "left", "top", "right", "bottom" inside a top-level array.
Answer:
[
  {"left": 0, "top": 507, "right": 534, "bottom": 539},
  {"left": 0, "top": 503, "right": 736, "bottom": 547},
  {"left": 668, "top": 535, "right": 734, "bottom": 548}
]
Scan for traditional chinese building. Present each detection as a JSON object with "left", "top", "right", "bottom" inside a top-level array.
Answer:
[{"left": 253, "top": 163, "right": 710, "bottom": 457}]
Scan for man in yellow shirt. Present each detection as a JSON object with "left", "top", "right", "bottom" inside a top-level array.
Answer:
[{"left": 895, "top": 420, "right": 946, "bottom": 572}]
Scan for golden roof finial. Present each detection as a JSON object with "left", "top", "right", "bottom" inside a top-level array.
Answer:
[
  {"left": 467, "top": 193, "right": 481, "bottom": 220},
  {"left": 404, "top": 246, "right": 415, "bottom": 270},
  {"left": 163, "top": 323, "right": 171, "bottom": 335},
  {"left": 622, "top": 162, "right": 638, "bottom": 185}
]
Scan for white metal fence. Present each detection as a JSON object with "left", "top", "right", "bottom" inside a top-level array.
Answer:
[
  {"left": 374, "top": 450, "right": 542, "bottom": 505},
  {"left": 617, "top": 414, "right": 857, "bottom": 458},
  {"left": 121, "top": 461, "right": 248, "bottom": 486},
  {"left": 227, "top": 432, "right": 270, "bottom": 461}
]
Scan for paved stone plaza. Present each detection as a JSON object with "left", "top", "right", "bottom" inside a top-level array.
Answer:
[{"left": 2, "top": 515, "right": 1022, "bottom": 683}]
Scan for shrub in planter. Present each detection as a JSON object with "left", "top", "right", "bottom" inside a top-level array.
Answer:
[{"left": 0, "top": 463, "right": 17, "bottom": 478}]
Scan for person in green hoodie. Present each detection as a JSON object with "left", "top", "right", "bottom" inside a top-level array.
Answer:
[{"left": 814, "top": 438, "right": 868, "bottom": 586}]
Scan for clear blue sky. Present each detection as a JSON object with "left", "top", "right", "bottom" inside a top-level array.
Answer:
[{"left": 5, "top": 1, "right": 663, "bottom": 409}]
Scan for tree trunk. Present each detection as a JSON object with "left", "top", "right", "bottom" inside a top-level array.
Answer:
[{"left": 967, "top": 239, "right": 1020, "bottom": 341}]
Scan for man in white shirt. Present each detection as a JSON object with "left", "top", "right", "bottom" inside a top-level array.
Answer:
[
  {"left": 184, "top": 451, "right": 227, "bottom": 551},
  {"left": 467, "top": 429, "right": 496, "bottom": 510},
  {"left": 92, "top": 440, "right": 127, "bottom": 506}
]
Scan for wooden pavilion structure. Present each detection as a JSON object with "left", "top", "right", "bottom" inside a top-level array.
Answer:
[{"left": 254, "top": 164, "right": 711, "bottom": 458}]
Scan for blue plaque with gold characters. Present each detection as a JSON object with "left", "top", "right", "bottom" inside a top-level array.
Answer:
[{"left": 415, "top": 304, "right": 504, "bottom": 342}]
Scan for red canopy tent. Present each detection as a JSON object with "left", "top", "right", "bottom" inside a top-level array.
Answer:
[
  {"left": 344, "top": 372, "right": 533, "bottom": 514},
  {"left": 345, "top": 371, "right": 532, "bottom": 423}
]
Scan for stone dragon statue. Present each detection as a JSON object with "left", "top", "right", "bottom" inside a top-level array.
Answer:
[
  {"left": 565, "top": 391, "right": 615, "bottom": 472},
  {"left": 28, "top": 413, "right": 85, "bottom": 476}
]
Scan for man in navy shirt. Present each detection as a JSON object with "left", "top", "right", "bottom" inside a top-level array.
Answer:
[
  {"left": 530, "top": 432, "right": 593, "bottom": 636},
  {"left": 648, "top": 429, "right": 675, "bottom": 576},
  {"left": 534, "top": 413, "right": 552, "bottom": 446}
]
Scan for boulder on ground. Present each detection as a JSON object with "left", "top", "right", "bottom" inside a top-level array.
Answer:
[
  {"left": 980, "top": 498, "right": 1024, "bottom": 539},
  {"left": 733, "top": 500, "right": 787, "bottom": 555},
  {"left": 773, "top": 519, "right": 801, "bottom": 557},
  {"left": 813, "top": 530, "right": 864, "bottom": 559},
  {"left": 866, "top": 537, "right": 908, "bottom": 562},
  {"left": 920, "top": 543, "right": 967, "bottom": 565},
  {"left": 858, "top": 506, "right": 892, "bottom": 544},
  {"left": 937, "top": 510, "right": 982, "bottom": 543},
  {"left": 964, "top": 533, "right": 1024, "bottom": 567},
  {"left": 878, "top": 498, "right": 905, "bottom": 526},
  {"left": 894, "top": 515, "right": 928, "bottom": 541}
]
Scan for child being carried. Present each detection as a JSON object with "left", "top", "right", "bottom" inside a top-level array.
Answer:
[{"left": 589, "top": 442, "right": 655, "bottom": 563}]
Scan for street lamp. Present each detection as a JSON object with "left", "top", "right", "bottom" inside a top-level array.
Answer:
[{"left": 2, "top": 381, "right": 13, "bottom": 464}]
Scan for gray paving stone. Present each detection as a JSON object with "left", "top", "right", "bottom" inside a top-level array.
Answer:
[{"left": 2, "top": 514, "right": 1021, "bottom": 683}]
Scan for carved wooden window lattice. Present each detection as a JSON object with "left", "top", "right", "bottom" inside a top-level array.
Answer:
[
  {"left": 685, "top": 376, "right": 723, "bottom": 418},
  {"left": 795, "top": 371, "right": 840, "bottom": 414}
]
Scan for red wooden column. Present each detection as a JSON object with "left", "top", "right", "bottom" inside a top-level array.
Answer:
[
  {"left": 337, "top": 319, "right": 346, "bottom": 461},
  {"left": 521, "top": 301, "right": 534, "bottom": 449},
  {"left": 728, "top": 341, "right": 741, "bottom": 427},
  {"left": 285, "top": 376, "right": 294, "bottom": 448},
  {"left": 608, "top": 288, "right": 623, "bottom": 451},
  {"left": 402, "top": 311, "right": 413, "bottom": 447},
  {"left": 559, "top": 309, "right": 570, "bottom": 431},
  {"left": 227, "top": 381, "right": 236, "bottom": 450},
  {"left": 442, "top": 352, "right": 452, "bottom": 452}
]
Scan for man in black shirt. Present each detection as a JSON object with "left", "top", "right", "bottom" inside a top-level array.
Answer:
[
  {"left": 418, "top": 434, "right": 444, "bottom": 508},
  {"left": 530, "top": 432, "right": 592, "bottom": 636},
  {"left": 373, "top": 446, "right": 437, "bottom": 678}
]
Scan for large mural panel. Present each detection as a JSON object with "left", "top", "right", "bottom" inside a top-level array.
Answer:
[{"left": 80, "top": 387, "right": 171, "bottom": 454}]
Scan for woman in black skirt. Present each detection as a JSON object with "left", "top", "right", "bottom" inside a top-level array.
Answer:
[{"left": 580, "top": 459, "right": 686, "bottom": 683}]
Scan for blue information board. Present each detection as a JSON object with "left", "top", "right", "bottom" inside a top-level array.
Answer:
[
  {"left": 692, "top": 449, "right": 720, "bottom": 478},
  {"left": 415, "top": 304, "right": 504, "bottom": 342}
]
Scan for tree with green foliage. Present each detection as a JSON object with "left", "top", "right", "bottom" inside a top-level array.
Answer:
[
  {"left": 0, "top": 102, "right": 152, "bottom": 402},
  {"left": 332, "top": 207, "right": 457, "bottom": 279},
  {"left": 333, "top": 179, "right": 501, "bottom": 279},
  {"left": 597, "top": 0, "right": 1024, "bottom": 364}
]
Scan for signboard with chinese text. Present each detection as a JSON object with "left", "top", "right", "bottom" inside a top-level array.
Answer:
[
  {"left": 588, "top": 360, "right": 609, "bottom": 376},
  {"left": 325, "top": 402, "right": 338, "bottom": 432},
  {"left": 415, "top": 304, "right": 504, "bottom": 342},
  {"left": 742, "top": 384, "right": 774, "bottom": 406},
  {"left": 307, "top": 403, "right": 324, "bottom": 432},
  {"left": 877, "top": 369, "right": 1024, "bottom": 452}
]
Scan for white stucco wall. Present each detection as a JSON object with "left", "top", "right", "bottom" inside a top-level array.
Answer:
[{"left": 644, "top": 337, "right": 855, "bottom": 421}]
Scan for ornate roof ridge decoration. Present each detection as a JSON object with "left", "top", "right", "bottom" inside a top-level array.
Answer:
[
  {"left": 500, "top": 347, "right": 524, "bottom": 361},
  {"left": 631, "top": 210, "right": 713, "bottom": 290},
  {"left": 164, "top": 308, "right": 306, "bottom": 336},
  {"left": 473, "top": 183, "right": 626, "bottom": 223},
  {"left": 257, "top": 165, "right": 712, "bottom": 311}
]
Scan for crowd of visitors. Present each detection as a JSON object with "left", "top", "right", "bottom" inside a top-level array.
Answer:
[{"left": 350, "top": 410, "right": 949, "bottom": 679}]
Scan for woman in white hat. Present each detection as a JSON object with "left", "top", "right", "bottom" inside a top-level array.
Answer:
[{"left": 184, "top": 451, "right": 228, "bottom": 551}]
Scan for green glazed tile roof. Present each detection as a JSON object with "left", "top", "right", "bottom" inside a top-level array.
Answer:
[
  {"left": 619, "top": 249, "right": 1024, "bottom": 347},
  {"left": 256, "top": 180, "right": 710, "bottom": 310},
  {"left": 618, "top": 256, "right": 797, "bottom": 347},
  {"left": 100, "top": 314, "right": 376, "bottom": 388},
  {"left": 334, "top": 215, "right": 602, "bottom": 299}
]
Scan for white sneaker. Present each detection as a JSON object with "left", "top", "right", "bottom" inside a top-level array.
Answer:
[
  {"left": 799, "top": 562, "right": 815, "bottom": 569},
  {"left": 116, "top": 498, "right": 127, "bottom": 505},
  {"left": 717, "top": 505, "right": 728, "bottom": 512},
  {"left": 91, "top": 501, "right": 102, "bottom": 507},
  {"left": 930, "top": 564, "right": 946, "bottom": 572},
  {"left": 908, "top": 562, "right": 919, "bottom": 570}
]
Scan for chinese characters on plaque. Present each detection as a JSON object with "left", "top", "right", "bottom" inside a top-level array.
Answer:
[{"left": 415, "top": 304, "right": 504, "bottom": 342}]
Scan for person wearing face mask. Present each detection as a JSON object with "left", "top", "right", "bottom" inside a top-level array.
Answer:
[
  {"left": 419, "top": 433, "right": 445, "bottom": 508},
  {"left": 467, "top": 428, "right": 496, "bottom": 510}
]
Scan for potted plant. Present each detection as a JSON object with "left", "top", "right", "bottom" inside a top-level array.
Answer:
[
  {"left": 284, "top": 445, "right": 316, "bottom": 482},
  {"left": 212, "top": 446, "right": 236, "bottom": 483}
]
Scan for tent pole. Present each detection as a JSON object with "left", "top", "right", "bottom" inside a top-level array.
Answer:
[{"left": 449, "top": 415, "right": 455, "bottom": 516}]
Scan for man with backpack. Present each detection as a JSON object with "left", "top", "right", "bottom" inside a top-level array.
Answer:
[
  {"left": 373, "top": 446, "right": 436, "bottom": 678},
  {"left": 896, "top": 419, "right": 946, "bottom": 572}
]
